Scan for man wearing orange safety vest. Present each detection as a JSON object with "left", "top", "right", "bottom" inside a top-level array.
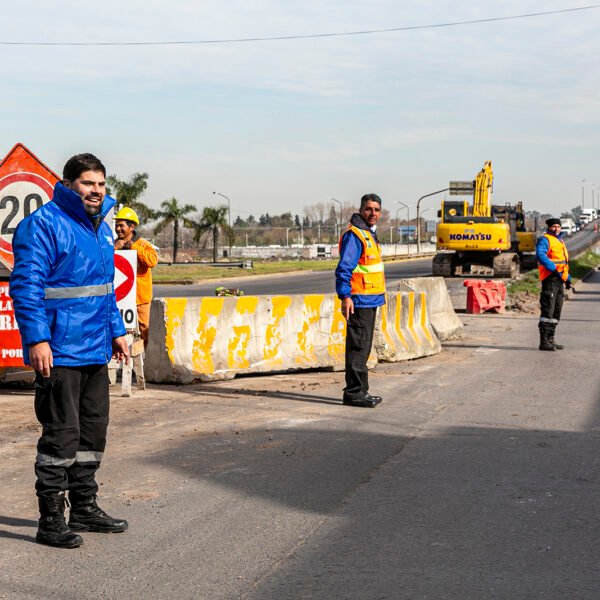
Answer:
[
  {"left": 114, "top": 207, "right": 158, "bottom": 347},
  {"left": 335, "top": 194, "right": 385, "bottom": 408},
  {"left": 536, "top": 217, "right": 571, "bottom": 351}
]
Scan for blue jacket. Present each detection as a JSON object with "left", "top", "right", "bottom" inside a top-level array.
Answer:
[
  {"left": 536, "top": 231, "right": 571, "bottom": 282},
  {"left": 335, "top": 213, "right": 386, "bottom": 308},
  {"left": 9, "top": 183, "right": 126, "bottom": 366}
]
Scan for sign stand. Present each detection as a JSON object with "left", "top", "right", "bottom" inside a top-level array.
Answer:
[{"left": 111, "top": 334, "right": 146, "bottom": 396}]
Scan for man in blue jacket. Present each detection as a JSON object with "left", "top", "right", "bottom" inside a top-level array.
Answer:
[
  {"left": 10, "top": 153, "right": 130, "bottom": 548},
  {"left": 335, "top": 194, "right": 386, "bottom": 408}
]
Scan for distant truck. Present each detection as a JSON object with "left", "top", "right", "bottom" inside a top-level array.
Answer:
[
  {"left": 580, "top": 208, "right": 597, "bottom": 224},
  {"left": 560, "top": 218, "right": 576, "bottom": 236}
]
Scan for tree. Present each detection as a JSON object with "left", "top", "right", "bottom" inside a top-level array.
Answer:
[
  {"left": 106, "top": 172, "right": 155, "bottom": 221},
  {"left": 153, "top": 197, "right": 196, "bottom": 263},
  {"left": 190, "top": 205, "right": 230, "bottom": 262}
]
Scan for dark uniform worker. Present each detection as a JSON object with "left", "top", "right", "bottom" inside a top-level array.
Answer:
[
  {"left": 10, "top": 153, "right": 130, "bottom": 549},
  {"left": 335, "top": 194, "right": 386, "bottom": 407},
  {"left": 536, "top": 217, "right": 572, "bottom": 351}
]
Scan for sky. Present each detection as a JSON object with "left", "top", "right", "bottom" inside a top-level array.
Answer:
[{"left": 2, "top": 1, "right": 599, "bottom": 222}]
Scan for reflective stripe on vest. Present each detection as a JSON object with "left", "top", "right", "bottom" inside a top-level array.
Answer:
[
  {"left": 538, "top": 233, "right": 569, "bottom": 281},
  {"left": 44, "top": 282, "right": 113, "bottom": 299},
  {"left": 353, "top": 262, "right": 385, "bottom": 274}
]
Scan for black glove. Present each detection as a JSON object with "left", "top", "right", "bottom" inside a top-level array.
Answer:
[{"left": 565, "top": 280, "right": 572, "bottom": 290}]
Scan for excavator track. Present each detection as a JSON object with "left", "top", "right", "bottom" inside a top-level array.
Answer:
[
  {"left": 492, "top": 252, "right": 520, "bottom": 279},
  {"left": 432, "top": 253, "right": 455, "bottom": 277}
]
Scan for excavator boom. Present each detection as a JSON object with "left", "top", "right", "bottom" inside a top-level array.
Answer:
[{"left": 472, "top": 160, "right": 493, "bottom": 217}]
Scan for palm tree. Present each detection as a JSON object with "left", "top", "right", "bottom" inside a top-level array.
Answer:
[
  {"left": 106, "top": 172, "right": 155, "bottom": 221},
  {"left": 190, "top": 205, "right": 230, "bottom": 262},
  {"left": 153, "top": 197, "right": 196, "bottom": 263}
]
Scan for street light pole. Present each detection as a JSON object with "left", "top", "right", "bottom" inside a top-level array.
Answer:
[
  {"left": 416, "top": 188, "right": 448, "bottom": 254},
  {"left": 213, "top": 191, "right": 232, "bottom": 259},
  {"left": 420, "top": 208, "right": 433, "bottom": 247},
  {"left": 581, "top": 179, "right": 586, "bottom": 209},
  {"left": 395, "top": 201, "right": 410, "bottom": 255},
  {"left": 394, "top": 207, "right": 402, "bottom": 254},
  {"left": 330, "top": 197, "right": 343, "bottom": 241}
]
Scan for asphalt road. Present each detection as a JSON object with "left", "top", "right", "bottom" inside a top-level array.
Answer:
[
  {"left": 154, "top": 226, "right": 596, "bottom": 298},
  {"left": 154, "top": 256, "right": 434, "bottom": 297},
  {"left": 2, "top": 272, "right": 600, "bottom": 598}
]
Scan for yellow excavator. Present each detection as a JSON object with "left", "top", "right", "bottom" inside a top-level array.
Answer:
[{"left": 432, "top": 161, "right": 536, "bottom": 278}]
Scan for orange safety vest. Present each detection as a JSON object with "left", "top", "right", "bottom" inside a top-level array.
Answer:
[
  {"left": 538, "top": 233, "right": 569, "bottom": 281},
  {"left": 339, "top": 225, "right": 386, "bottom": 295}
]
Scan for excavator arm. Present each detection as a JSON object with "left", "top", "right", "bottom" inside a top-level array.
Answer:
[{"left": 472, "top": 160, "right": 493, "bottom": 218}]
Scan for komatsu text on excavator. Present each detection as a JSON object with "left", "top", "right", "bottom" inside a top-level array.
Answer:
[{"left": 432, "top": 161, "right": 535, "bottom": 278}]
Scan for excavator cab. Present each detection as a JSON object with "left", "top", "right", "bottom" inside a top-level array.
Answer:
[{"left": 439, "top": 200, "right": 470, "bottom": 222}]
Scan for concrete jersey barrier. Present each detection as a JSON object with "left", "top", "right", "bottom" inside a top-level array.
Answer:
[
  {"left": 145, "top": 292, "right": 443, "bottom": 384},
  {"left": 396, "top": 277, "right": 463, "bottom": 341},
  {"left": 375, "top": 291, "right": 441, "bottom": 361}
]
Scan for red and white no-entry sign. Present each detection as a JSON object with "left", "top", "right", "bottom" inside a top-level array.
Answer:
[{"left": 114, "top": 250, "right": 137, "bottom": 330}]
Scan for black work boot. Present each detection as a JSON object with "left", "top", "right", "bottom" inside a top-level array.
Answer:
[
  {"left": 37, "top": 493, "right": 84, "bottom": 548},
  {"left": 69, "top": 496, "right": 128, "bottom": 533},
  {"left": 539, "top": 327, "right": 555, "bottom": 351},
  {"left": 548, "top": 325, "right": 564, "bottom": 350}
]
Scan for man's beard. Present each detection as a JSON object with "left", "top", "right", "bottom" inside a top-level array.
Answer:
[{"left": 82, "top": 197, "right": 103, "bottom": 216}]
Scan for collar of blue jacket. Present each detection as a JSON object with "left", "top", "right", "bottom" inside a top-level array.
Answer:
[{"left": 52, "top": 182, "right": 117, "bottom": 226}]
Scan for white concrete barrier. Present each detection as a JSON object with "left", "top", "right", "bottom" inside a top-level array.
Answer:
[
  {"left": 396, "top": 277, "right": 463, "bottom": 341},
  {"left": 145, "top": 292, "right": 443, "bottom": 384}
]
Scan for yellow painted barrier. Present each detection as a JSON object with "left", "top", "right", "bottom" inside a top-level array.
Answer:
[
  {"left": 145, "top": 292, "right": 442, "bottom": 383},
  {"left": 375, "top": 291, "right": 441, "bottom": 362}
]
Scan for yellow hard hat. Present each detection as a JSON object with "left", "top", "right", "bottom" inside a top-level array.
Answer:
[{"left": 114, "top": 207, "right": 139, "bottom": 225}]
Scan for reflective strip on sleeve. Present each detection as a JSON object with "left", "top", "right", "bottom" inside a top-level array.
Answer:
[
  {"left": 36, "top": 453, "right": 76, "bottom": 467},
  {"left": 75, "top": 451, "right": 104, "bottom": 464},
  {"left": 44, "top": 283, "right": 113, "bottom": 299},
  {"left": 539, "top": 317, "right": 559, "bottom": 324}
]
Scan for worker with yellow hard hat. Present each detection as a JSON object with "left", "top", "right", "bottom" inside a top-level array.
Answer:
[{"left": 114, "top": 207, "right": 158, "bottom": 346}]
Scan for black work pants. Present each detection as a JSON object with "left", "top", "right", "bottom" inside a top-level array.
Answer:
[
  {"left": 344, "top": 307, "right": 377, "bottom": 400},
  {"left": 34, "top": 364, "right": 110, "bottom": 500},
  {"left": 539, "top": 274, "right": 564, "bottom": 329}
]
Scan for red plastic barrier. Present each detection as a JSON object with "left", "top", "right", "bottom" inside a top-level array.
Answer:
[{"left": 463, "top": 280, "right": 506, "bottom": 314}]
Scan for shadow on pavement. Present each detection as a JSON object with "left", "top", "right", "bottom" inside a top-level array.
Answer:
[
  {"left": 138, "top": 419, "right": 600, "bottom": 599},
  {"left": 0, "top": 515, "right": 37, "bottom": 543},
  {"left": 193, "top": 385, "right": 341, "bottom": 406},
  {"left": 443, "top": 343, "right": 536, "bottom": 351}
]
